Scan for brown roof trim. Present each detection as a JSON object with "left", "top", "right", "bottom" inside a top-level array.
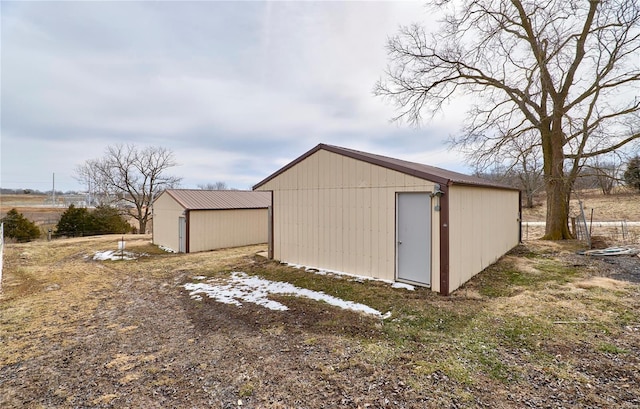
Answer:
[
  {"left": 185, "top": 210, "right": 191, "bottom": 254},
  {"left": 439, "top": 185, "right": 450, "bottom": 296},
  {"left": 253, "top": 143, "right": 518, "bottom": 191}
]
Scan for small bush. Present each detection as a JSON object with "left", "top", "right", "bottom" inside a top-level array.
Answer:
[
  {"left": 55, "top": 204, "right": 131, "bottom": 237},
  {"left": 89, "top": 205, "right": 132, "bottom": 235},
  {"left": 623, "top": 156, "right": 640, "bottom": 192},
  {"left": 56, "top": 204, "right": 91, "bottom": 237},
  {"left": 1, "top": 208, "right": 41, "bottom": 242}
]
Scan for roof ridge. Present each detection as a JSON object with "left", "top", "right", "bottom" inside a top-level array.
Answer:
[{"left": 254, "top": 143, "right": 516, "bottom": 191}]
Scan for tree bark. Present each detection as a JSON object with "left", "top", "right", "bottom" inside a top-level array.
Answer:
[
  {"left": 544, "top": 179, "right": 572, "bottom": 239},
  {"left": 542, "top": 128, "right": 573, "bottom": 239}
]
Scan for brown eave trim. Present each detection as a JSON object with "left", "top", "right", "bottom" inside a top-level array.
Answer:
[
  {"left": 518, "top": 190, "right": 523, "bottom": 243},
  {"left": 439, "top": 184, "right": 450, "bottom": 296},
  {"left": 185, "top": 210, "right": 190, "bottom": 254},
  {"left": 268, "top": 191, "right": 274, "bottom": 259}
]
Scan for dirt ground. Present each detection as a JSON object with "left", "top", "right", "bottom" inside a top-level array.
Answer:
[{"left": 1, "top": 235, "right": 639, "bottom": 408}]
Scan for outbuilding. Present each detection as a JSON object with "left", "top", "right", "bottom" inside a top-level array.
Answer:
[
  {"left": 253, "top": 144, "right": 521, "bottom": 295},
  {"left": 152, "top": 189, "right": 271, "bottom": 253}
]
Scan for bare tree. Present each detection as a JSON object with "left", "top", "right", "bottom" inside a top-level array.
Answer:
[
  {"left": 471, "top": 130, "right": 544, "bottom": 208},
  {"left": 376, "top": 0, "right": 640, "bottom": 239},
  {"left": 76, "top": 159, "right": 114, "bottom": 206},
  {"left": 198, "top": 181, "right": 229, "bottom": 190},
  {"left": 76, "top": 145, "right": 182, "bottom": 234},
  {"left": 578, "top": 154, "right": 622, "bottom": 195}
]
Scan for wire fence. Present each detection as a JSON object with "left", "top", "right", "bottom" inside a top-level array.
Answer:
[
  {"left": 522, "top": 221, "right": 640, "bottom": 245},
  {"left": 574, "top": 201, "right": 591, "bottom": 248}
]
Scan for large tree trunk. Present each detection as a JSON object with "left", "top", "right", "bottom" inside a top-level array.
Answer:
[
  {"left": 542, "top": 128, "right": 573, "bottom": 239},
  {"left": 135, "top": 207, "right": 147, "bottom": 234},
  {"left": 544, "top": 178, "right": 572, "bottom": 239}
]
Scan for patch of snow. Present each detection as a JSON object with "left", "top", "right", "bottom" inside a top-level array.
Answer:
[
  {"left": 392, "top": 282, "right": 415, "bottom": 291},
  {"left": 286, "top": 263, "right": 421, "bottom": 290},
  {"left": 158, "top": 245, "right": 176, "bottom": 253},
  {"left": 183, "top": 272, "right": 383, "bottom": 317},
  {"left": 287, "top": 263, "right": 304, "bottom": 270},
  {"left": 192, "top": 276, "right": 206, "bottom": 280},
  {"left": 92, "top": 250, "right": 147, "bottom": 261}
]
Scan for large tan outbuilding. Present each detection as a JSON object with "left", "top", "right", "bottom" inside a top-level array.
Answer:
[
  {"left": 254, "top": 144, "right": 521, "bottom": 295},
  {"left": 152, "top": 190, "right": 271, "bottom": 253}
]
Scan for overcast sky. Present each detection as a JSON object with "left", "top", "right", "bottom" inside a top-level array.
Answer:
[{"left": 1, "top": 1, "right": 468, "bottom": 193}]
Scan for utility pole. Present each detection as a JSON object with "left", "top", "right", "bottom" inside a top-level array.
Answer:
[{"left": 52, "top": 172, "right": 56, "bottom": 206}]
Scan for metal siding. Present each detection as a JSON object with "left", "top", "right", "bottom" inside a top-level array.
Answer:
[
  {"left": 448, "top": 186, "right": 520, "bottom": 292},
  {"left": 189, "top": 209, "right": 269, "bottom": 253},
  {"left": 380, "top": 188, "right": 393, "bottom": 279},
  {"left": 334, "top": 186, "right": 344, "bottom": 271},
  {"left": 272, "top": 192, "right": 283, "bottom": 261},
  {"left": 356, "top": 187, "right": 366, "bottom": 274},
  {"left": 347, "top": 185, "right": 357, "bottom": 273},
  {"left": 152, "top": 192, "right": 185, "bottom": 252},
  {"left": 310, "top": 185, "right": 317, "bottom": 266},
  {"left": 431, "top": 206, "right": 441, "bottom": 294},
  {"left": 362, "top": 187, "right": 372, "bottom": 275},
  {"left": 257, "top": 149, "right": 436, "bottom": 282}
]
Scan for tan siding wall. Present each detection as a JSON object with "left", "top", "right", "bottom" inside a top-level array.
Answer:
[
  {"left": 448, "top": 186, "right": 520, "bottom": 292},
  {"left": 152, "top": 194, "right": 185, "bottom": 252},
  {"left": 257, "top": 149, "right": 438, "bottom": 284},
  {"left": 189, "top": 209, "right": 268, "bottom": 253}
]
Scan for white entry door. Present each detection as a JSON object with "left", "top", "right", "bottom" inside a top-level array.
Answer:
[{"left": 396, "top": 193, "right": 431, "bottom": 286}]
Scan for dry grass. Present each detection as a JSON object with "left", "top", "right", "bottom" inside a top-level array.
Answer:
[
  {"left": 1, "top": 236, "right": 639, "bottom": 407},
  {"left": 0, "top": 193, "right": 54, "bottom": 206},
  {"left": 522, "top": 189, "right": 640, "bottom": 221}
]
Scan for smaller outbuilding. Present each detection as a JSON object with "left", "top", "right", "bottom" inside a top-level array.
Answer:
[{"left": 152, "top": 189, "right": 271, "bottom": 253}]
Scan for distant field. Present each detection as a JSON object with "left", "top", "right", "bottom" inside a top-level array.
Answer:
[
  {"left": 0, "top": 194, "right": 67, "bottom": 233},
  {"left": 0, "top": 193, "right": 63, "bottom": 207}
]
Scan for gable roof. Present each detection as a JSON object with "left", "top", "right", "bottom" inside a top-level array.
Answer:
[
  {"left": 156, "top": 189, "right": 271, "bottom": 210},
  {"left": 253, "top": 143, "right": 517, "bottom": 191}
]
